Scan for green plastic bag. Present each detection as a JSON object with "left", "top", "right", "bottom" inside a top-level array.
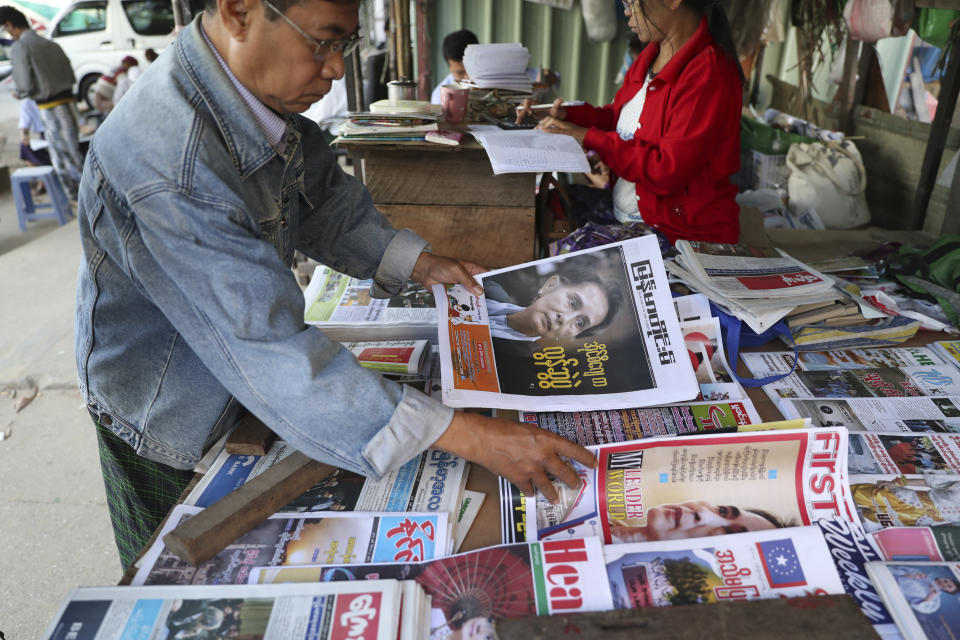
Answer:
[
  {"left": 914, "top": 8, "right": 959, "bottom": 48},
  {"left": 882, "top": 235, "right": 960, "bottom": 327},
  {"left": 740, "top": 116, "right": 816, "bottom": 155}
]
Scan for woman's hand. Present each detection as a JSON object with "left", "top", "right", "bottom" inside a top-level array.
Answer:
[
  {"left": 432, "top": 412, "right": 596, "bottom": 503},
  {"left": 536, "top": 116, "right": 588, "bottom": 144},
  {"left": 515, "top": 97, "right": 568, "bottom": 125},
  {"left": 412, "top": 251, "right": 485, "bottom": 296}
]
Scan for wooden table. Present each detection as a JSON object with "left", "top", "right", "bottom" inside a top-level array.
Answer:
[{"left": 336, "top": 138, "right": 537, "bottom": 269}]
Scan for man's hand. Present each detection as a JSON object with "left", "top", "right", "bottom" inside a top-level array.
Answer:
[
  {"left": 432, "top": 412, "right": 597, "bottom": 503},
  {"left": 412, "top": 251, "right": 485, "bottom": 296},
  {"left": 515, "top": 97, "right": 568, "bottom": 125},
  {"left": 536, "top": 116, "right": 588, "bottom": 144}
]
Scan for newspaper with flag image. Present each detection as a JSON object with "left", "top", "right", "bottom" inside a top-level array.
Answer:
[
  {"left": 520, "top": 428, "right": 858, "bottom": 545},
  {"left": 603, "top": 526, "right": 844, "bottom": 609},
  {"left": 434, "top": 236, "right": 698, "bottom": 411}
]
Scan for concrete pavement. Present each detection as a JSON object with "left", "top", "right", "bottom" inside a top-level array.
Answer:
[{"left": 0, "top": 202, "right": 120, "bottom": 638}]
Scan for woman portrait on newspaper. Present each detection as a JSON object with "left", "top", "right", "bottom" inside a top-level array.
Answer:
[
  {"left": 481, "top": 247, "right": 656, "bottom": 397},
  {"left": 609, "top": 500, "right": 794, "bottom": 543}
]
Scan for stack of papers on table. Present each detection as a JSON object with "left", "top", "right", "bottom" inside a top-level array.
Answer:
[
  {"left": 469, "top": 125, "right": 590, "bottom": 174},
  {"left": 667, "top": 241, "right": 837, "bottom": 333},
  {"left": 339, "top": 112, "right": 438, "bottom": 141},
  {"left": 463, "top": 43, "right": 534, "bottom": 93}
]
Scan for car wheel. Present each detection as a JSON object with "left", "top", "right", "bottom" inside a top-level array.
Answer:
[{"left": 78, "top": 73, "right": 101, "bottom": 110}]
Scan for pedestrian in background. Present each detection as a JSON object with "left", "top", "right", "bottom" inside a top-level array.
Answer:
[{"left": 0, "top": 5, "right": 85, "bottom": 199}]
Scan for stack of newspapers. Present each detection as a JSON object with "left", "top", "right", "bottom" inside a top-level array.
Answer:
[
  {"left": 303, "top": 265, "right": 438, "bottom": 344},
  {"left": 339, "top": 112, "right": 438, "bottom": 141},
  {"left": 462, "top": 43, "right": 534, "bottom": 93},
  {"left": 667, "top": 241, "right": 837, "bottom": 334}
]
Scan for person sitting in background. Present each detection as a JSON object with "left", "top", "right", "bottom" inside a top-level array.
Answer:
[
  {"left": 518, "top": 0, "right": 745, "bottom": 244},
  {"left": 94, "top": 56, "right": 140, "bottom": 113},
  {"left": 431, "top": 29, "right": 478, "bottom": 104},
  {"left": 17, "top": 96, "right": 52, "bottom": 195}
]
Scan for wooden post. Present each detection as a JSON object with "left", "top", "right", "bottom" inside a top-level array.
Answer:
[
  {"left": 910, "top": 27, "right": 960, "bottom": 230},
  {"left": 944, "top": 146, "right": 960, "bottom": 234},
  {"left": 415, "top": 0, "right": 430, "bottom": 102},
  {"left": 838, "top": 38, "right": 861, "bottom": 134}
]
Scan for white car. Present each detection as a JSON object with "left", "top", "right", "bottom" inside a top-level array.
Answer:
[{"left": 48, "top": 0, "right": 176, "bottom": 106}]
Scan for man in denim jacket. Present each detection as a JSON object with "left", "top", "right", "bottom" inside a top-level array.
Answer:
[{"left": 76, "top": 0, "right": 593, "bottom": 567}]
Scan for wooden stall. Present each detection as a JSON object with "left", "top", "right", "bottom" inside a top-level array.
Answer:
[{"left": 337, "top": 138, "right": 538, "bottom": 269}]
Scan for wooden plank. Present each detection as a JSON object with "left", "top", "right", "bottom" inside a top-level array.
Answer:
[
  {"left": 459, "top": 465, "right": 502, "bottom": 552},
  {"left": 225, "top": 413, "right": 275, "bottom": 456},
  {"left": 162, "top": 452, "right": 337, "bottom": 566},
  {"left": 363, "top": 149, "right": 535, "bottom": 207},
  {"left": 496, "top": 595, "right": 876, "bottom": 639},
  {"left": 839, "top": 38, "right": 861, "bottom": 134},
  {"left": 378, "top": 204, "right": 536, "bottom": 268}
]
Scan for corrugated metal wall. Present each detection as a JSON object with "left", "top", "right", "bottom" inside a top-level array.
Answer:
[{"left": 426, "top": 0, "right": 631, "bottom": 107}]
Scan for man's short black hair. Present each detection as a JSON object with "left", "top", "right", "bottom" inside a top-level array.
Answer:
[
  {"left": 442, "top": 29, "right": 478, "bottom": 63},
  {"left": 202, "top": 0, "right": 359, "bottom": 20},
  {"left": 0, "top": 6, "right": 30, "bottom": 29}
]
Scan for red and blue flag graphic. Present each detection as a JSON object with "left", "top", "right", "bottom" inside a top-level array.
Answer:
[{"left": 756, "top": 538, "right": 807, "bottom": 588}]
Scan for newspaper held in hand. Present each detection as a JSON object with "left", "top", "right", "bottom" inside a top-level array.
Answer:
[
  {"left": 249, "top": 537, "right": 614, "bottom": 639},
  {"left": 462, "top": 43, "right": 534, "bottom": 93},
  {"left": 435, "top": 236, "right": 699, "bottom": 411},
  {"left": 603, "top": 526, "right": 845, "bottom": 608},
  {"left": 520, "top": 427, "right": 858, "bottom": 544},
  {"left": 866, "top": 561, "right": 960, "bottom": 640},
  {"left": 132, "top": 506, "right": 450, "bottom": 586},
  {"left": 41, "top": 581, "right": 424, "bottom": 640},
  {"left": 303, "top": 265, "right": 437, "bottom": 343}
]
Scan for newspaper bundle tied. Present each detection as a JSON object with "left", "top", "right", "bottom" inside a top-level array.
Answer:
[{"left": 434, "top": 236, "right": 699, "bottom": 410}]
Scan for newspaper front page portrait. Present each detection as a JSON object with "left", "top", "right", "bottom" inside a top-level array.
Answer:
[{"left": 482, "top": 245, "right": 651, "bottom": 397}]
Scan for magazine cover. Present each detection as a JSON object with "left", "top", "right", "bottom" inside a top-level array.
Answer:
[
  {"left": 874, "top": 526, "right": 960, "bottom": 562},
  {"left": 186, "top": 441, "right": 467, "bottom": 517},
  {"left": 850, "top": 474, "right": 960, "bottom": 531},
  {"left": 249, "top": 537, "right": 614, "bottom": 640},
  {"left": 434, "top": 237, "right": 699, "bottom": 410},
  {"left": 41, "top": 581, "right": 408, "bottom": 640},
  {"left": 520, "top": 400, "right": 762, "bottom": 445},
  {"left": 866, "top": 561, "right": 960, "bottom": 640},
  {"left": 523, "top": 428, "right": 857, "bottom": 545},
  {"left": 603, "top": 526, "right": 844, "bottom": 609},
  {"left": 741, "top": 347, "right": 945, "bottom": 375},
  {"left": 847, "top": 433, "right": 960, "bottom": 477},
  {"left": 132, "top": 506, "right": 449, "bottom": 586},
  {"left": 781, "top": 396, "right": 960, "bottom": 433}
]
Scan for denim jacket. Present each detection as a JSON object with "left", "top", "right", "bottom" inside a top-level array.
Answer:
[{"left": 75, "top": 18, "right": 454, "bottom": 477}]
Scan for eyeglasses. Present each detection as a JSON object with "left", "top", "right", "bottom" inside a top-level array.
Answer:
[
  {"left": 262, "top": 0, "right": 362, "bottom": 63},
  {"left": 620, "top": 0, "right": 637, "bottom": 13}
]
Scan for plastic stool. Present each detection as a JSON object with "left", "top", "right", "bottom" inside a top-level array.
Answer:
[{"left": 10, "top": 166, "right": 73, "bottom": 232}]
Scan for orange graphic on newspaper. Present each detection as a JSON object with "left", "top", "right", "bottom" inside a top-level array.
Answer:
[{"left": 445, "top": 289, "right": 500, "bottom": 392}]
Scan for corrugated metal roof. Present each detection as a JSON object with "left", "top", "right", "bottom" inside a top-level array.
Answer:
[{"left": 427, "top": 0, "right": 631, "bottom": 107}]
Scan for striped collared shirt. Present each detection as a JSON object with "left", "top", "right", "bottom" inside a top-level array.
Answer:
[{"left": 200, "top": 24, "right": 287, "bottom": 150}]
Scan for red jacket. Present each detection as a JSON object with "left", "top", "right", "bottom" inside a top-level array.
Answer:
[{"left": 565, "top": 17, "right": 742, "bottom": 244}]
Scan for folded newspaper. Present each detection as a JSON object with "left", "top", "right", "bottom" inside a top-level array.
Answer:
[
  {"left": 603, "top": 526, "right": 845, "bottom": 608},
  {"left": 251, "top": 537, "right": 613, "bottom": 639},
  {"left": 780, "top": 396, "right": 960, "bottom": 433},
  {"left": 42, "top": 581, "right": 428, "bottom": 640},
  {"left": 303, "top": 265, "right": 437, "bottom": 343},
  {"left": 132, "top": 506, "right": 450, "bottom": 586},
  {"left": 873, "top": 524, "right": 960, "bottom": 561},
  {"left": 343, "top": 339, "right": 430, "bottom": 376},
  {"left": 741, "top": 347, "right": 947, "bottom": 375},
  {"left": 434, "top": 237, "right": 699, "bottom": 410},
  {"left": 516, "top": 427, "right": 858, "bottom": 545},
  {"left": 866, "top": 561, "right": 960, "bottom": 639},
  {"left": 667, "top": 241, "right": 835, "bottom": 333}
]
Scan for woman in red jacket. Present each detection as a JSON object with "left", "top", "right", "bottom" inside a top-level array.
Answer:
[{"left": 521, "top": 0, "right": 744, "bottom": 244}]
